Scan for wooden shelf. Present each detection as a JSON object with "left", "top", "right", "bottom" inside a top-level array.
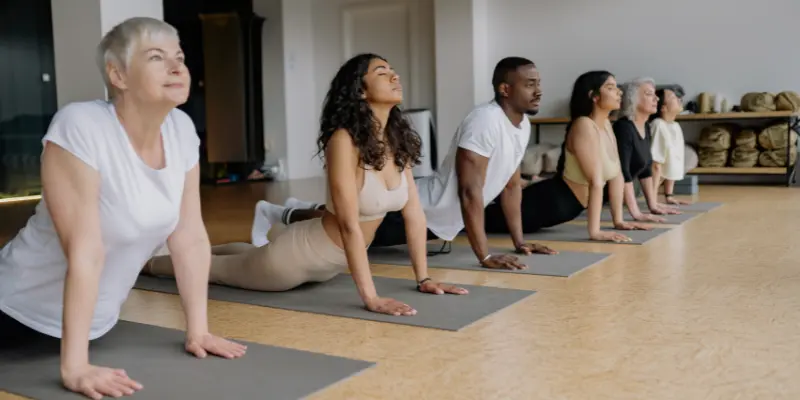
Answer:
[
  {"left": 529, "top": 111, "right": 798, "bottom": 125},
  {"left": 687, "top": 167, "right": 786, "bottom": 175}
]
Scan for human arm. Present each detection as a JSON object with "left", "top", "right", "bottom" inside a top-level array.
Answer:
[
  {"left": 613, "top": 121, "right": 650, "bottom": 219},
  {"left": 40, "top": 111, "right": 143, "bottom": 398},
  {"left": 326, "top": 130, "right": 413, "bottom": 314},
  {"left": 569, "top": 118, "right": 631, "bottom": 242},
  {"left": 456, "top": 148, "right": 526, "bottom": 269},
  {"left": 401, "top": 167, "right": 468, "bottom": 295},
  {"left": 651, "top": 162, "right": 663, "bottom": 197},
  {"left": 166, "top": 163, "right": 246, "bottom": 359},
  {"left": 499, "top": 167, "right": 557, "bottom": 255}
]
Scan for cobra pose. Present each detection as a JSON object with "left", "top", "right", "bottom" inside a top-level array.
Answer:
[
  {"left": 257, "top": 63, "right": 651, "bottom": 273},
  {"left": 612, "top": 77, "right": 681, "bottom": 222},
  {"left": 0, "top": 18, "right": 244, "bottom": 400},
  {"left": 143, "top": 53, "right": 468, "bottom": 317},
  {"left": 649, "top": 88, "right": 691, "bottom": 205}
]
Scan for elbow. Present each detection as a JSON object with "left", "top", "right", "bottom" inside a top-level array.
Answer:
[
  {"left": 65, "top": 241, "right": 105, "bottom": 274},
  {"left": 336, "top": 217, "right": 362, "bottom": 239},
  {"left": 458, "top": 184, "right": 482, "bottom": 207}
]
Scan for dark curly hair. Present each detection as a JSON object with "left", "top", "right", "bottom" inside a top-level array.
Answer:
[{"left": 317, "top": 53, "right": 421, "bottom": 171}]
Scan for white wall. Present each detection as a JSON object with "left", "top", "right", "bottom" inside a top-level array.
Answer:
[
  {"left": 51, "top": 0, "right": 163, "bottom": 107},
  {"left": 485, "top": 0, "right": 800, "bottom": 144},
  {"left": 252, "top": 0, "right": 287, "bottom": 169},
  {"left": 253, "top": 0, "right": 435, "bottom": 180}
]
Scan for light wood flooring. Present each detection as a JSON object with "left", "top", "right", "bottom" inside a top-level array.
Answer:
[{"left": 1, "top": 179, "right": 799, "bottom": 399}]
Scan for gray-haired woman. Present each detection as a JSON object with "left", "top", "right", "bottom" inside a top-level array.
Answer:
[
  {"left": 612, "top": 78, "right": 680, "bottom": 222},
  {"left": 0, "top": 17, "right": 245, "bottom": 399}
]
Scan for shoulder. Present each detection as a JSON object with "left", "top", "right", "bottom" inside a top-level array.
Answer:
[
  {"left": 327, "top": 128, "right": 359, "bottom": 155},
  {"left": 612, "top": 117, "right": 635, "bottom": 135},
  {"left": 462, "top": 102, "right": 504, "bottom": 129},
  {"left": 42, "top": 101, "right": 114, "bottom": 170},
  {"left": 48, "top": 100, "right": 111, "bottom": 132},
  {"left": 166, "top": 108, "right": 198, "bottom": 138},
  {"left": 568, "top": 116, "right": 595, "bottom": 137}
]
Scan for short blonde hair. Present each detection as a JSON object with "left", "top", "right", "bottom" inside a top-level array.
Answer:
[{"left": 96, "top": 17, "right": 179, "bottom": 96}]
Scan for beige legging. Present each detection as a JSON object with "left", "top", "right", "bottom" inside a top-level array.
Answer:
[{"left": 144, "top": 217, "right": 348, "bottom": 291}]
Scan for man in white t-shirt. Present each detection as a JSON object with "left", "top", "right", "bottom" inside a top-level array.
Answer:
[{"left": 368, "top": 57, "right": 557, "bottom": 269}]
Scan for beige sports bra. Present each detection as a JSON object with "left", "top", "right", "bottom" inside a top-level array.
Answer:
[{"left": 326, "top": 167, "right": 409, "bottom": 221}]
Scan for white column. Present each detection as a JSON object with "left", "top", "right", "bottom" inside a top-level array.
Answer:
[
  {"left": 51, "top": 0, "right": 163, "bottom": 107},
  {"left": 433, "top": 0, "right": 488, "bottom": 167},
  {"left": 280, "top": 0, "right": 322, "bottom": 180}
]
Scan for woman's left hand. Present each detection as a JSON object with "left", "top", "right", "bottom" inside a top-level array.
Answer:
[
  {"left": 614, "top": 221, "right": 652, "bottom": 231},
  {"left": 418, "top": 280, "right": 469, "bottom": 295},
  {"left": 185, "top": 332, "right": 247, "bottom": 359},
  {"left": 650, "top": 203, "right": 681, "bottom": 215}
]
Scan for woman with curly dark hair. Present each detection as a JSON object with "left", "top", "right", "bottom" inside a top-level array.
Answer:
[{"left": 142, "top": 53, "right": 467, "bottom": 317}]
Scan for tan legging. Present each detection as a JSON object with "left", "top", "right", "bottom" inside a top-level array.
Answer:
[{"left": 144, "top": 217, "right": 348, "bottom": 291}]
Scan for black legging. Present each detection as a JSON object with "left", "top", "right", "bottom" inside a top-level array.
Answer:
[
  {"left": 0, "top": 310, "right": 59, "bottom": 355},
  {"left": 484, "top": 176, "right": 585, "bottom": 233}
]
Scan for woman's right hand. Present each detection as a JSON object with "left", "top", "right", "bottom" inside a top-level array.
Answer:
[
  {"left": 62, "top": 364, "right": 142, "bottom": 399},
  {"left": 632, "top": 212, "right": 666, "bottom": 223},
  {"left": 365, "top": 297, "right": 417, "bottom": 316},
  {"left": 590, "top": 230, "right": 632, "bottom": 243}
]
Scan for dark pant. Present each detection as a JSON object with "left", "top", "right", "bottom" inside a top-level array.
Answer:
[
  {"left": 485, "top": 176, "right": 585, "bottom": 233},
  {"left": 0, "top": 310, "right": 59, "bottom": 355},
  {"left": 371, "top": 210, "right": 439, "bottom": 247}
]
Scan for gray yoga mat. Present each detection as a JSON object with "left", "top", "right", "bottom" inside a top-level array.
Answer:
[
  {"left": 574, "top": 209, "right": 700, "bottom": 224},
  {"left": 628, "top": 201, "right": 723, "bottom": 213},
  {"left": 368, "top": 243, "right": 611, "bottom": 277},
  {"left": 478, "top": 223, "right": 671, "bottom": 245},
  {"left": 134, "top": 274, "right": 534, "bottom": 331},
  {"left": 0, "top": 320, "right": 373, "bottom": 400}
]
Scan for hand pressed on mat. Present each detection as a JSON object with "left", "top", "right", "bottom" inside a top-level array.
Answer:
[
  {"left": 365, "top": 297, "right": 417, "bottom": 316},
  {"left": 589, "top": 230, "right": 632, "bottom": 243},
  {"left": 666, "top": 197, "right": 691, "bottom": 206},
  {"left": 515, "top": 242, "right": 559, "bottom": 255},
  {"left": 418, "top": 279, "right": 469, "bottom": 295},
  {"left": 61, "top": 364, "right": 142, "bottom": 400},
  {"left": 185, "top": 332, "right": 247, "bottom": 359},
  {"left": 614, "top": 221, "right": 652, "bottom": 231},
  {"left": 481, "top": 254, "right": 528, "bottom": 270},
  {"left": 632, "top": 212, "right": 666, "bottom": 223},
  {"left": 649, "top": 203, "right": 682, "bottom": 215}
]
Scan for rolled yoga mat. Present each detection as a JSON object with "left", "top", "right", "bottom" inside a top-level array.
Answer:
[
  {"left": 477, "top": 223, "right": 671, "bottom": 245},
  {"left": 573, "top": 209, "right": 700, "bottom": 224},
  {"left": 134, "top": 274, "right": 535, "bottom": 331},
  {"left": 368, "top": 243, "right": 611, "bottom": 278},
  {"left": 0, "top": 320, "right": 374, "bottom": 400}
]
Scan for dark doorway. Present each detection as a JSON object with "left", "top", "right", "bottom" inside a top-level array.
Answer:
[
  {"left": 163, "top": 0, "right": 266, "bottom": 184},
  {"left": 0, "top": 0, "right": 58, "bottom": 198}
]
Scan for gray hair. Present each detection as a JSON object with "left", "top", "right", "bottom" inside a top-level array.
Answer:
[
  {"left": 619, "top": 77, "right": 656, "bottom": 118},
  {"left": 96, "top": 17, "right": 179, "bottom": 96}
]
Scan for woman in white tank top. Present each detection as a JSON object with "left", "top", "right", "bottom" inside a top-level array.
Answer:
[{"left": 0, "top": 17, "right": 244, "bottom": 399}]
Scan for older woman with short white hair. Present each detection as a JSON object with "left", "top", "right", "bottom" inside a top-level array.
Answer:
[
  {"left": 611, "top": 77, "right": 679, "bottom": 222},
  {"left": 0, "top": 17, "right": 245, "bottom": 399}
]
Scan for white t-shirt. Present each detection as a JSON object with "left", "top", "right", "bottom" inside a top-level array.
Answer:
[
  {"left": 650, "top": 118, "right": 685, "bottom": 181},
  {"left": 0, "top": 100, "right": 200, "bottom": 339},
  {"left": 417, "top": 101, "right": 530, "bottom": 240}
]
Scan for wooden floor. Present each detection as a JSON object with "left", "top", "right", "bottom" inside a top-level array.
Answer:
[{"left": 2, "top": 179, "right": 799, "bottom": 399}]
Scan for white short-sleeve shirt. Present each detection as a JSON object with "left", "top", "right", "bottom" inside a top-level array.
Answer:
[
  {"left": 650, "top": 118, "right": 686, "bottom": 181},
  {"left": 0, "top": 100, "right": 200, "bottom": 339},
  {"left": 416, "top": 101, "right": 530, "bottom": 240}
]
